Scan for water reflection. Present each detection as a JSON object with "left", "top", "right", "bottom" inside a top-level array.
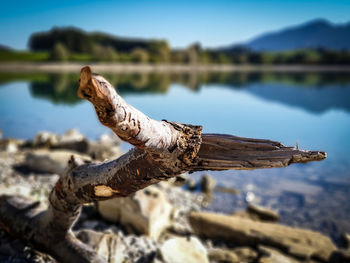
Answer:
[
  {"left": 1, "top": 71, "right": 349, "bottom": 113},
  {"left": 31, "top": 74, "right": 80, "bottom": 104}
]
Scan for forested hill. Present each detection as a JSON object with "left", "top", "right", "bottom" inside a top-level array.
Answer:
[{"left": 29, "top": 26, "right": 169, "bottom": 54}]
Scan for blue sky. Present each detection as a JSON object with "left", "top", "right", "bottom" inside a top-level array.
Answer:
[{"left": 0, "top": 0, "right": 349, "bottom": 50}]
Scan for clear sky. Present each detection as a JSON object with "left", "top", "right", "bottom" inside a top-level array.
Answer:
[{"left": 0, "top": 0, "right": 349, "bottom": 50}]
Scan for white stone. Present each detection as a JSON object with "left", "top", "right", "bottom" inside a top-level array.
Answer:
[
  {"left": 160, "top": 236, "right": 209, "bottom": 263},
  {"left": 98, "top": 185, "right": 172, "bottom": 240},
  {"left": 33, "top": 131, "right": 59, "bottom": 147}
]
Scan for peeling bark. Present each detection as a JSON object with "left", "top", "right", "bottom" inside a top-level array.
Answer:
[{"left": 0, "top": 66, "right": 326, "bottom": 262}]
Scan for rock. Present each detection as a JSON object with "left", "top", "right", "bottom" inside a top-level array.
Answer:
[
  {"left": 231, "top": 210, "right": 261, "bottom": 221},
  {"left": 0, "top": 230, "right": 57, "bottom": 263},
  {"left": 168, "top": 221, "right": 192, "bottom": 236},
  {"left": 187, "top": 178, "right": 197, "bottom": 191},
  {"left": 343, "top": 233, "right": 350, "bottom": 249},
  {"left": 76, "top": 229, "right": 125, "bottom": 263},
  {"left": 77, "top": 228, "right": 159, "bottom": 263},
  {"left": 233, "top": 247, "right": 258, "bottom": 262},
  {"left": 329, "top": 249, "right": 350, "bottom": 263},
  {"left": 208, "top": 247, "right": 258, "bottom": 263},
  {"left": 246, "top": 204, "right": 279, "bottom": 222},
  {"left": 0, "top": 184, "right": 32, "bottom": 197},
  {"left": 122, "top": 234, "right": 158, "bottom": 262},
  {"left": 172, "top": 174, "right": 188, "bottom": 186},
  {"left": 160, "top": 236, "right": 209, "bottom": 263},
  {"left": 98, "top": 133, "right": 122, "bottom": 146},
  {"left": 25, "top": 149, "right": 91, "bottom": 174},
  {"left": 0, "top": 138, "right": 24, "bottom": 153},
  {"left": 259, "top": 246, "right": 299, "bottom": 263},
  {"left": 88, "top": 132, "right": 123, "bottom": 160},
  {"left": 208, "top": 248, "right": 239, "bottom": 262},
  {"left": 200, "top": 174, "right": 216, "bottom": 194},
  {"left": 157, "top": 182, "right": 202, "bottom": 213},
  {"left": 188, "top": 211, "right": 336, "bottom": 262},
  {"left": 76, "top": 229, "right": 105, "bottom": 249},
  {"left": 88, "top": 141, "right": 122, "bottom": 160},
  {"left": 33, "top": 131, "right": 59, "bottom": 148},
  {"left": 98, "top": 185, "right": 173, "bottom": 239},
  {"left": 54, "top": 129, "right": 89, "bottom": 153},
  {"left": 33, "top": 130, "right": 89, "bottom": 153}
]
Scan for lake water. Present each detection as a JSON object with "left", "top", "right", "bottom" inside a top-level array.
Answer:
[{"left": 0, "top": 71, "right": 349, "bottom": 244}]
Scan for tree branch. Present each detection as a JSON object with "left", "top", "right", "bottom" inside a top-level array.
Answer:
[
  {"left": 0, "top": 66, "right": 326, "bottom": 262},
  {"left": 193, "top": 134, "right": 326, "bottom": 171}
]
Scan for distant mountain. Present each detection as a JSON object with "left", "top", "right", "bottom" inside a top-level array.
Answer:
[{"left": 227, "top": 19, "right": 350, "bottom": 52}]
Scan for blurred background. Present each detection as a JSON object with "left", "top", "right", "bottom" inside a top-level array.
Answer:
[{"left": 0, "top": 0, "right": 349, "bottom": 247}]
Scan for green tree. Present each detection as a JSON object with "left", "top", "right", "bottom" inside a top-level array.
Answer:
[
  {"left": 91, "top": 45, "right": 118, "bottom": 62},
  {"left": 200, "top": 51, "right": 212, "bottom": 64},
  {"left": 131, "top": 48, "right": 149, "bottom": 63},
  {"left": 217, "top": 52, "right": 231, "bottom": 64},
  {"left": 50, "top": 43, "right": 69, "bottom": 61},
  {"left": 104, "top": 46, "right": 118, "bottom": 62},
  {"left": 149, "top": 40, "right": 170, "bottom": 63},
  {"left": 186, "top": 43, "right": 201, "bottom": 64}
]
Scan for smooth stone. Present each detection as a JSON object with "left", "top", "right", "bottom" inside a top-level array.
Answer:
[
  {"left": 259, "top": 246, "right": 299, "bottom": 263},
  {"left": 187, "top": 179, "right": 197, "bottom": 191},
  {"left": 233, "top": 247, "right": 258, "bottom": 262},
  {"left": 89, "top": 132, "right": 123, "bottom": 160},
  {"left": 98, "top": 133, "right": 122, "bottom": 146},
  {"left": 160, "top": 236, "right": 209, "bottom": 263},
  {"left": 172, "top": 174, "right": 188, "bottom": 186},
  {"left": 188, "top": 211, "right": 336, "bottom": 262},
  {"left": 76, "top": 229, "right": 125, "bottom": 263},
  {"left": 53, "top": 129, "right": 89, "bottom": 153},
  {"left": 246, "top": 204, "right": 279, "bottom": 222},
  {"left": 200, "top": 174, "right": 216, "bottom": 194},
  {"left": 33, "top": 131, "right": 59, "bottom": 148},
  {"left": 208, "top": 248, "right": 239, "bottom": 262},
  {"left": 98, "top": 185, "right": 172, "bottom": 240},
  {"left": 88, "top": 141, "right": 122, "bottom": 161},
  {"left": 0, "top": 185, "right": 32, "bottom": 198},
  {"left": 25, "top": 149, "right": 91, "bottom": 174},
  {"left": 0, "top": 138, "right": 24, "bottom": 153}
]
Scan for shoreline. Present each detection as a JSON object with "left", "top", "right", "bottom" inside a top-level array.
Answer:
[{"left": 1, "top": 62, "right": 350, "bottom": 73}]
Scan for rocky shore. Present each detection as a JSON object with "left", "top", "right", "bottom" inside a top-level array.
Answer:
[{"left": 0, "top": 130, "right": 349, "bottom": 263}]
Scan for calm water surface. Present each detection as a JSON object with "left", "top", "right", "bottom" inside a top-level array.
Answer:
[{"left": 0, "top": 71, "right": 349, "bottom": 243}]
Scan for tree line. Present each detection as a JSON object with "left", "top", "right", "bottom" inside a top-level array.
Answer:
[{"left": 1, "top": 26, "right": 350, "bottom": 64}]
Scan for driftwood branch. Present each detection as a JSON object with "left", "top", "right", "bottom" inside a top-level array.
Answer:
[
  {"left": 194, "top": 134, "right": 325, "bottom": 171},
  {"left": 0, "top": 66, "right": 326, "bottom": 263}
]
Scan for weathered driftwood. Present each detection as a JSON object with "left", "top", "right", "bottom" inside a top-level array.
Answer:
[
  {"left": 194, "top": 134, "right": 326, "bottom": 171},
  {"left": 0, "top": 66, "right": 326, "bottom": 263}
]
